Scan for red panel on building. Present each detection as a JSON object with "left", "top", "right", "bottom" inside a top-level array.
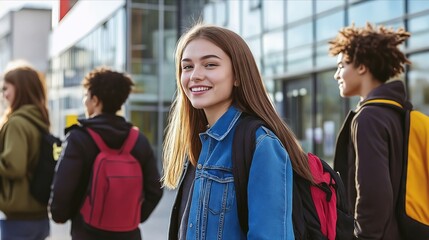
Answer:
[{"left": 59, "top": 0, "right": 78, "bottom": 21}]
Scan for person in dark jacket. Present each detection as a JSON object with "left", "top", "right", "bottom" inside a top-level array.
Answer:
[
  {"left": 0, "top": 61, "right": 51, "bottom": 240},
  {"left": 49, "top": 67, "right": 163, "bottom": 240},
  {"left": 329, "top": 23, "right": 410, "bottom": 239}
]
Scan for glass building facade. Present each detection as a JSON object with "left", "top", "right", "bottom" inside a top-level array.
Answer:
[
  {"left": 128, "top": 0, "right": 177, "bottom": 158},
  {"left": 49, "top": 0, "right": 429, "bottom": 163},
  {"left": 49, "top": 0, "right": 177, "bottom": 160},
  {"left": 185, "top": 0, "right": 429, "bottom": 162}
]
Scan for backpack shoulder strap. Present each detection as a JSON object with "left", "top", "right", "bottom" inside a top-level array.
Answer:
[
  {"left": 121, "top": 127, "right": 140, "bottom": 153},
  {"left": 360, "top": 99, "right": 405, "bottom": 112},
  {"left": 364, "top": 99, "right": 403, "bottom": 107},
  {"left": 232, "top": 114, "right": 266, "bottom": 233},
  {"left": 86, "top": 128, "right": 111, "bottom": 152},
  {"left": 86, "top": 127, "right": 140, "bottom": 154}
]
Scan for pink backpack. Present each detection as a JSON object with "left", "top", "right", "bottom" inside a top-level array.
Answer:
[{"left": 80, "top": 127, "right": 143, "bottom": 231}]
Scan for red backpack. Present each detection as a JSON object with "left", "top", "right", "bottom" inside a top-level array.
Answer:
[{"left": 80, "top": 127, "right": 143, "bottom": 232}]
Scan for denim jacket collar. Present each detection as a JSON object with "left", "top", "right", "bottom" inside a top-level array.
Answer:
[{"left": 202, "top": 105, "right": 242, "bottom": 141}]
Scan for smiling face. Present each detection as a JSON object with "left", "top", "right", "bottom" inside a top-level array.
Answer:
[
  {"left": 180, "top": 38, "right": 235, "bottom": 122},
  {"left": 334, "top": 53, "right": 363, "bottom": 97}
]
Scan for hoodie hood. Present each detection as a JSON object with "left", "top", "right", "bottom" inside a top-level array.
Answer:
[
  {"left": 10, "top": 105, "right": 49, "bottom": 132},
  {"left": 361, "top": 80, "right": 410, "bottom": 108},
  {"left": 74, "top": 113, "right": 133, "bottom": 149}
]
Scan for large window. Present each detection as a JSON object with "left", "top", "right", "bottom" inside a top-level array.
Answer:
[
  {"left": 409, "top": 0, "right": 429, "bottom": 14},
  {"left": 408, "top": 53, "right": 429, "bottom": 115},
  {"left": 287, "top": 22, "right": 313, "bottom": 71},
  {"left": 63, "top": 8, "right": 126, "bottom": 86},
  {"left": 408, "top": 14, "right": 429, "bottom": 49},
  {"left": 263, "top": 30, "right": 284, "bottom": 76},
  {"left": 316, "top": 0, "right": 344, "bottom": 14},
  {"left": 316, "top": 11, "right": 344, "bottom": 42},
  {"left": 284, "top": 77, "right": 313, "bottom": 152},
  {"left": 349, "top": 0, "right": 404, "bottom": 26},
  {"left": 247, "top": 37, "right": 262, "bottom": 71},
  {"left": 263, "top": 0, "right": 284, "bottom": 30},
  {"left": 204, "top": 0, "right": 227, "bottom": 27},
  {"left": 242, "top": 0, "right": 262, "bottom": 37},
  {"left": 286, "top": 0, "right": 312, "bottom": 23},
  {"left": 315, "top": 71, "right": 344, "bottom": 163},
  {"left": 131, "top": 5, "right": 176, "bottom": 101},
  {"left": 131, "top": 8, "right": 159, "bottom": 97},
  {"left": 315, "top": 10, "right": 344, "bottom": 67}
]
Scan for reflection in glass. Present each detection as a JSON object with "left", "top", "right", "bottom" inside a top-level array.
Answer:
[
  {"left": 130, "top": 3, "right": 177, "bottom": 101},
  {"left": 315, "top": 71, "right": 344, "bottom": 163},
  {"left": 316, "top": 11, "right": 344, "bottom": 41},
  {"left": 130, "top": 109, "right": 159, "bottom": 155},
  {"left": 264, "top": 52, "right": 284, "bottom": 77},
  {"left": 409, "top": 53, "right": 429, "bottom": 114},
  {"left": 287, "top": 0, "right": 312, "bottom": 23},
  {"left": 225, "top": 1, "right": 240, "bottom": 33},
  {"left": 408, "top": 15, "right": 429, "bottom": 49},
  {"left": 316, "top": 0, "right": 344, "bottom": 14},
  {"left": 284, "top": 78, "right": 313, "bottom": 152},
  {"left": 287, "top": 22, "right": 313, "bottom": 49},
  {"left": 409, "top": 0, "right": 429, "bottom": 14},
  {"left": 263, "top": 0, "right": 284, "bottom": 30},
  {"left": 287, "top": 47, "right": 312, "bottom": 71},
  {"left": 247, "top": 37, "right": 262, "bottom": 70},
  {"left": 131, "top": 8, "right": 159, "bottom": 60},
  {"left": 242, "top": 0, "right": 261, "bottom": 37},
  {"left": 349, "top": 1, "right": 403, "bottom": 26},
  {"left": 263, "top": 30, "right": 284, "bottom": 57},
  {"left": 316, "top": 43, "right": 334, "bottom": 68}
]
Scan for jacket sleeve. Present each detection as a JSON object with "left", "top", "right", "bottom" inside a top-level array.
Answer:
[
  {"left": 247, "top": 128, "right": 294, "bottom": 239},
  {"left": 352, "top": 109, "right": 393, "bottom": 239},
  {"left": 136, "top": 134, "right": 163, "bottom": 223},
  {"left": 50, "top": 130, "right": 89, "bottom": 223}
]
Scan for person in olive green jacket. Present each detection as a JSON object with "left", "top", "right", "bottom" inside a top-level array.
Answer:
[{"left": 0, "top": 60, "right": 51, "bottom": 240}]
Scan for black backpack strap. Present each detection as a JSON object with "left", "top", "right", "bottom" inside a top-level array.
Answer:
[
  {"left": 231, "top": 114, "right": 266, "bottom": 233},
  {"left": 320, "top": 160, "right": 354, "bottom": 239}
]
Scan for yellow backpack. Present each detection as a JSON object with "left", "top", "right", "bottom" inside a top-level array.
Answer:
[{"left": 364, "top": 99, "right": 429, "bottom": 239}]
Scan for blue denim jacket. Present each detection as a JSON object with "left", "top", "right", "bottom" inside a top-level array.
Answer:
[{"left": 186, "top": 106, "right": 294, "bottom": 239}]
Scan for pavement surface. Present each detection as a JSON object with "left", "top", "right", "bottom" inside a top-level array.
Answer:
[{"left": 48, "top": 189, "right": 177, "bottom": 240}]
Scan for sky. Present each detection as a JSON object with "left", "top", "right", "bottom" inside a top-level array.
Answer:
[{"left": 0, "top": 0, "right": 53, "bottom": 19}]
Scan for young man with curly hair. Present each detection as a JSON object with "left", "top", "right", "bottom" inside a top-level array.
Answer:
[{"left": 329, "top": 23, "right": 410, "bottom": 239}]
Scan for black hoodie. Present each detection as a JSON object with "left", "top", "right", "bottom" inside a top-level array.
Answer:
[
  {"left": 50, "top": 113, "right": 163, "bottom": 240},
  {"left": 334, "top": 80, "right": 406, "bottom": 240}
]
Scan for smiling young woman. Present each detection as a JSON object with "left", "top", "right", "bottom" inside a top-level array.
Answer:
[{"left": 163, "top": 23, "right": 313, "bottom": 240}]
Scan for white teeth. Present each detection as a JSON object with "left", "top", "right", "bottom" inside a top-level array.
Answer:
[{"left": 191, "top": 87, "right": 210, "bottom": 92}]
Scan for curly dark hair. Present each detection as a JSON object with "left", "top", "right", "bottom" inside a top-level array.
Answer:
[
  {"left": 82, "top": 67, "right": 134, "bottom": 114},
  {"left": 329, "top": 22, "right": 411, "bottom": 82}
]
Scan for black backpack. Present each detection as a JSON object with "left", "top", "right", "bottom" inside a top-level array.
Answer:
[
  {"left": 232, "top": 115, "right": 354, "bottom": 239},
  {"left": 23, "top": 116, "right": 62, "bottom": 205}
]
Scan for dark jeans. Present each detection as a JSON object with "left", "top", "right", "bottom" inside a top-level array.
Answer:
[{"left": 0, "top": 218, "right": 49, "bottom": 240}]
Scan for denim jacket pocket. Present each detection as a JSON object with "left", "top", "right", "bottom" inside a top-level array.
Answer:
[{"left": 201, "top": 168, "right": 235, "bottom": 215}]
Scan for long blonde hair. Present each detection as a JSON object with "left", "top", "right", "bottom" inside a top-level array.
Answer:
[{"left": 162, "top": 23, "right": 313, "bottom": 189}]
